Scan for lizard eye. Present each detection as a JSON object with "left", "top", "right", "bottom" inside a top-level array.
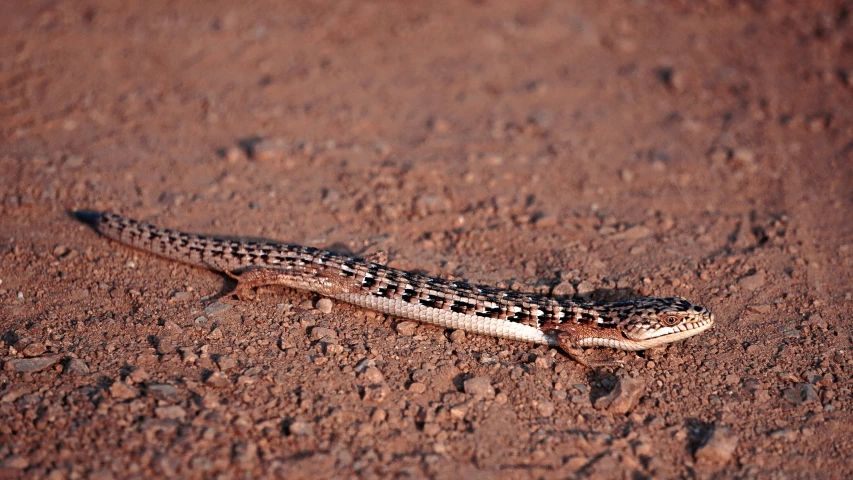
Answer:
[{"left": 660, "top": 315, "right": 681, "bottom": 327}]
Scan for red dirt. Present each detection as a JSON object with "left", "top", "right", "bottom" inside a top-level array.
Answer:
[{"left": 2, "top": 1, "right": 853, "bottom": 478}]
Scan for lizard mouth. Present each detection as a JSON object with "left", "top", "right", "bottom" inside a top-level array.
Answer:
[{"left": 621, "top": 315, "right": 715, "bottom": 345}]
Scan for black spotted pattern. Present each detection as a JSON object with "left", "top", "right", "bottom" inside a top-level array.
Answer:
[{"left": 91, "top": 212, "right": 711, "bottom": 334}]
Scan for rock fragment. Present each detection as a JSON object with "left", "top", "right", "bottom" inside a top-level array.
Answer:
[
  {"left": 64, "top": 357, "right": 90, "bottom": 375},
  {"left": 315, "top": 298, "right": 334, "bottom": 313},
  {"left": 205, "top": 371, "right": 230, "bottom": 387},
  {"left": 109, "top": 381, "right": 139, "bottom": 400},
  {"left": 449, "top": 330, "right": 466, "bottom": 344},
  {"left": 782, "top": 383, "right": 819, "bottom": 405},
  {"left": 551, "top": 281, "right": 575, "bottom": 296},
  {"left": 594, "top": 377, "right": 645, "bottom": 414},
  {"left": 695, "top": 426, "right": 738, "bottom": 466},
  {"left": 310, "top": 327, "right": 337, "bottom": 341},
  {"left": 147, "top": 384, "right": 179, "bottom": 401},
  {"left": 4, "top": 355, "right": 61, "bottom": 373},
  {"left": 359, "top": 367, "right": 385, "bottom": 384},
  {"left": 536, "top": 400, "right": 556, "bottom": 416},
  {"left": 463, "top": 376, "right": 495, "bottom": 399},
  {"left": 395, "top": 321, "right": 418, "bottom": 336},
  {"left": 288, "top": 420, "right": 313, "bottom": 436},
  {"left": 203, "top": 302, "right": 232, "bottom": 317},
  {"left": 155, "top": 405, "right": 187, "bottom": 420},
  {"left": 21, "top": 343, "right": 46, "bottom": 357},
  {"left": 363, "top": 384, "right": 390, "bottom": 404},
  {"left": 2, "top": 455, "right": 29, "bottom": 470}
]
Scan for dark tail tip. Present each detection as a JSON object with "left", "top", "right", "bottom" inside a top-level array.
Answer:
[{"left": 73, "top": 210, "right": 103, "bottom": 225}]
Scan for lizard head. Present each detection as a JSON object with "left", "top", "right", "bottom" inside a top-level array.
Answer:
[{"left": 583, "top": 296, "right": 714, "bottom": 349}]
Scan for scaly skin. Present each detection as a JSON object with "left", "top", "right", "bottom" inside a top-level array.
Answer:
[{"left": 75, "top": 211, "right": 715, "bottom": 367}]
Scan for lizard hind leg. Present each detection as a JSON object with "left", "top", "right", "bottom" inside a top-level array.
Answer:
[{"left": 221, "top": 267, "right": 284, "bottom": 301}]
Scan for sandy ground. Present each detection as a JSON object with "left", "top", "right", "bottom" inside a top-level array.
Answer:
[{"left": 2, "top": 1, "right": 853, "bottom": 478}]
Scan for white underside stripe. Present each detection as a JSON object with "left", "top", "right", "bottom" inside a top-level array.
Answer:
[
  {"left": 335, "top": 293, "right": 714, "bottom": 351},
  {"left": 335, "top": 293, "right": 550, "bottom": 344}
]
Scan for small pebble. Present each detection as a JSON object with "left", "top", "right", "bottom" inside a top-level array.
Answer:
[
  {"left": 170, "top": 291, "right": 193, "bottom": 302},
  {"left": 746, "top": 304, "right": 772, "bottom": 314},
  {"left": 371, "top": 409, "right": 387, "bottom": 423},
  {"left": 310, "top": 327, "right": 337, "bottom": 341},
  {"left": 179, "top": 348, "right": 198, "bottom": 364},
  {"left": 408, "top": 382, "right": 426, "bottom": 394},
  {"left": 156, "top": 339, "right": 175, "bottom": 355},
  {"left": 288, "top": 421, "right": 314, "bottom": 436},
  {"left": 414, "top": 194, "right": 452, "bottom": 216},
  {"left": 2, "top": 455, "right": 29, "bottom": 470},
  {"left": 782, "top": 383, "right": 819, "bottom": 405},
  {"left": 575, "top": 281, "right": 595, "bottom": 294},
  {"left": 224, "top": 146, "right": 247, "bottom": 163},
  {"left": 533, "top": 213, "right": 558, "bottom": 228},
  {"left": 410, "top": 369, "right": 429, "bottom": 383},
  {"left": 806, "top": 314, "right": 827, "bottom": 329},
  {"left": 768, "top": 429, "right": 797, "bottom": 441},
  {"left": 278, "top": 336, "right": 295, "bottom": 350},
  {"left": 463, "top": 376, "right": 495, "bottom": 399},
  {"left": 449, "top": 330, "right": 466, "bottom": 344},
  {"left": 128, "top": 368, "right": 149, "bottom": 383},
  {"left": 360, "top": 366, "right": 385, "bottom": 384},
  {"left": 449, "top": 402, "right": 469, "bottom": 420},
  {"left": 732, "top": 148, "right": 756, "bottom": 164},
  {"left": 594, "top": 377, "right": 645, "bottom": 414},
  {"left": 552, "top": 281, "right": 576, "bottom": 296},
  {"left": 147, "top": 384, "right": 178, "bottom": 401},
  {"left": 163, "top": 319, "right": 183, "bottom": 333},
  {"left": 64, "top": 357, "right": 89, "bottom": 375},
  {"left": 316, "top": 298, "right": 334, "bottom": 313},
  {"left": 155, "top": 406, "right": 186, "bottom": 420},
  {"left": 205, "top": 371, "right": 230, "bottom": 387},
  {"left": 536, "top": 400, "right": 556, "bottom": 416},
  {"left": 395, "top": 321, "right": 418, "bottom": 336},
  {"left": 22, "top": 343, "right": 46, "bottom": 357},
  {"left": 4, "top": 355, "right": 61, "bottom": 373},
  {"left": 363, "top": 384, "right": 390, "bottom": 404},
  {"left": 109, "top": 381, "right": 139, "bottom": 400},
  {"left": 216, "top": 356, "right": 237, "bottom": 371},
  {"left": 204, "top": 302, "right": 232, "bottom": 317},
  {"left": 695, "top": 426, "right": 738, "bottom": 466},
  {"left": 611, "top": 225, "right": 652, "bottom": 241}
]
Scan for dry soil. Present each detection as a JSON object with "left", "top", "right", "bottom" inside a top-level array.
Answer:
[{"left": 2, "top": 1, "right": 853, "bottom": 479}]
